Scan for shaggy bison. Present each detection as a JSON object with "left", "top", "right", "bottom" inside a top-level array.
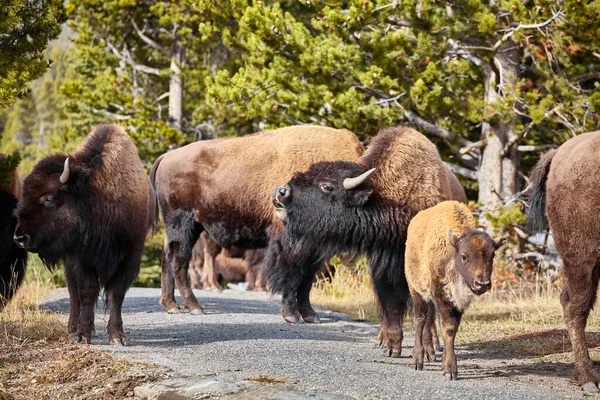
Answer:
[
  {"left": 272, "top": 126, "right": 464, "bottom": 354},
  {"left": 406, "top": 201, "right": 504, "bottom": 379},
  {"left": 14, "top": 124, "right": 155, "bottom": 345},
  {"left": 150, "top": 125, "right": 363, "bottom": 315},
  {"left": 0, "top": 154, "right": 27, "bottom": 307},
  {"left": 528, "top": 131, "right": 600, "bottom": 392}
]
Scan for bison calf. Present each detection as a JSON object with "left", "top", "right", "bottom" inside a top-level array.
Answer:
[
  {"left": 405, "top": 201, "right": 504, "bottom": 379},
  {"left": 0, "top": 154, "right": 27, "bottom": 307},
  {"left": 14, "top": 124, "right": 155, "bottom": 345}
]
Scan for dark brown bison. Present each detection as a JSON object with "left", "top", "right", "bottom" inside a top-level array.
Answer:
[
  {"left": 150, "top": 125, "right": 363, "bottom": 316},
  {"left": 528, "top": 131, "right": 600, "bottom": 392},
  {"left": 406, "top": 201, "right": 504, "bottom": 379},
  {"left": 0, "top": 154, "right": 27, "bottom": 307},
  {"left": 272, "top": 126, "right": 465, "bottom": 355},
  {"left": 14, "top": 124, "right": 155, "bottom": 345}
]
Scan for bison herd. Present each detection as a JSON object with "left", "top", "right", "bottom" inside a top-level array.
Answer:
[{"left": 1, "top": 123, "right": 599, "bottom": 392}]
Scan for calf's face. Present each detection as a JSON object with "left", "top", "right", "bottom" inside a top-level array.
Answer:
[
  {"left": 273, "top": 161, "right": 375, "bottom": 240},
  {"left": 448, "top": 230, "right": 505, "bottom": 295},
  {"left": 14, "top": 157, "right": 89, "bottom": 264}
]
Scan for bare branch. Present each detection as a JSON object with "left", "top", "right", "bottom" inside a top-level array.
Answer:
[
  {"left": 576, "top": 71, "right": 600, "bottom": 83},
  {"left": 503, "top": 104, "right": 563, "bottom": 156},
  {"left": 131, "top": 19, "right": 170, "bottom": 54},
  {"left": 447, "top": 39, "right": 484, "bottom": 67},
  {"left": 459, "top": 139, "right": 487, "bottom": 154},
  {"left": 103, "top": 37, "right": 161, "bottom": 76},
  {"left": 90, "top": 107, "right": 132, "bottom": 121},
  {"left": 443, "top": 162, "right": 477, "bottom": 180},
  {"left": 386, "top": 16, "right": 411, "bottom": 28},
  {"left": 517, "top": 144, "right": 559, "bottom": 152},
  {"left": 404, "top": 110, "right": 473, "bottom": 146},
  {"left": 492, "top": 8, "right": 565, "bottom": 52}
]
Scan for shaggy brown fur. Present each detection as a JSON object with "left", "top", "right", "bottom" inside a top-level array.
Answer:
[
  {"left": 273, "top": 126, "right": 465, "bottom": 354},
  {"left": 151, "top": 125, "right": 363, "bottom": 314},
  {"left": 15, "top": 124, "right": 155, "bottom": 344},
  {"left": 0, "top": 154, "right": 27, "bottom": 307},
  {"left": 405, "top": 201, "right": 504, "bottom": 379},
  {"left": 527, "top": 131, "right": 600, "bottom": 392}
]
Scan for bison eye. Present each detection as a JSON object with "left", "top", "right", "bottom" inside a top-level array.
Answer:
[
  {"left": 461, "top": 254, "right": 468, "bottom": 262},
  {"left": 43, "top": 196, "right": 56, "bottom": 208},
  {"left": 319, "top": 183, "right": 334, "bottom": 193}
]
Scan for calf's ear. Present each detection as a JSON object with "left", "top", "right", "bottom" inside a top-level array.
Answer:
[
  {"left": 448, "top": 230, "right": 459, "bottom": 249},
  {"left": 493, "top": 237, "right": 507, "bottom": 249}
]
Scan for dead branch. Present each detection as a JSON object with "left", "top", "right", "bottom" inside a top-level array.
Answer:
[
  {"left": 517, "top": 144, "right": 559, "bottom": 152},
  {"left": 103, "top": 37, "right": 161, "bottom": 76},
  {"left": 492, "top": 8, "right": 565, "bottom": 52},
  {"left": 131, "top": 19, "right": 170, "bottom": 54},
  {"left": 443, "top": 162, "right": 477, "bottom": 180},
  {"left": 459, "top": 139, "right": 487, "bottom": 154}
]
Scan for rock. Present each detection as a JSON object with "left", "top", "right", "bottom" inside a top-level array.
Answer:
[{"left": 134, "top": 377, "right": 258, "bottom": 399}]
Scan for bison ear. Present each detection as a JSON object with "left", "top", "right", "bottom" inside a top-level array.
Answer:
[
  {"left": 448, "top": 230, "right": 459, "bottom": 249},
  {"left": 493, "top": 237, "right": 507, "bottom": 249},
  {"left": 348, "top": 186, "right": 372, "bottom": 207}
]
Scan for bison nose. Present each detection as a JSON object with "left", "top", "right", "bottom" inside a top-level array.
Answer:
[
  {"left": 274, "top": 185, "right": 291, "bottom": 205},
  {"left": 13, "top": 233, "right": 30, "bottom": 249},
  {"left": 474, "top": 281, "right": 491, "bottom": 291}
]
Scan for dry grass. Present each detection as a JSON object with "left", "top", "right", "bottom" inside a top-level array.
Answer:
[
  {"left": 0, "top": 262, "right": 168, "bottom": 400},
  {"left": 311, "top": 261, "right": 600, "bottom": 358}
]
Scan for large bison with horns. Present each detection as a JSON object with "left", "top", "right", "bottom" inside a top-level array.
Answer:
[
  {"left": 14, "top": 124, "right": 155, "bottom": 345},
  {"left": 272, "top": 126, "right": 465, "bottom": 354},
  {"left": 0, "top": 154, "right": 27, "bottom": 307},
  {"left": 150, "top": 125, "right": 363, "bottom": 316},
  {"left": 528, "top": 131, "right": 600, "bottom": 393}
]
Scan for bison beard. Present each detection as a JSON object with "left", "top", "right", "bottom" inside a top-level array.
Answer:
[{"left": 14, "top": 124, "right": 155, "bottom": 345}]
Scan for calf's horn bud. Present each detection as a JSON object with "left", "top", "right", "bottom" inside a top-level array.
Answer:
[
  {"left": 59, "top": 158, "right": 70, "bottom": 184},
  {"left": 343, "top": 168, "right": 376, "bottom": 190}
]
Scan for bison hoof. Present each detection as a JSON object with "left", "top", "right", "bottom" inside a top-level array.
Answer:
[
  {"left": 283, "top": 315, "right": 304, "bottom": 324},
  {"left": 383, "top": 349, "right": 401, "bottom": 358},
  {"left": 410, "top": 363, "right": 423, "bottom": 371},
  {"left": 71, "top": 334, "right": 90, "bottom": 345},
  {"left": 435, "top": 344, "right": 444, "bottom": 352},
  {"left": 302, "top": 314, "right": 321, "bottom": 324},
  {"left": 443, "top": 372, "right": 458, "bottom": 381},
  {"left": 189, "top": 307, "right": 205, "bottom": 316},
  {"left": 167, "top": 306, "right": 182, "bottom": 314},
  {"left": 582, "top": 382, "right": 600, "bottom": 393},
  {"left": 109, "top": 337, "right": 127, "bottom": 346}
]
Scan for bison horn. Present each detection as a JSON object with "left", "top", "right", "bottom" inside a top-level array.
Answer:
[
  {"left": 343, "top": 168, "right": 376, "bottom": 190},
  {"left": 59, "top": 158, "right": 70, "bottom": 184}
]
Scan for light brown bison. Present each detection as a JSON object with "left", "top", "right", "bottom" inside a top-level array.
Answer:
[
  {"left": 150, "top": 125, "right": 363, "bottom": 316},
  {"left": 406, "top": 201, "right": 504, "bottom": 379},
  {"left": 528, "top": 131, "right": 600, "bottom": 392},
  {"left": 14, "top": 124, "right": 155, "bottom": 345},
  {"left": 272, "top": 126, "right": 465, "bottom": 355},
  {"left": 0, "top": 154, "right": 27, "bottom": 307}
]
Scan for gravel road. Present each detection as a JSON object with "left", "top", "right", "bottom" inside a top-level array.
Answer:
[{"left": 42, "top": 287, "right": 590, "bottom": 400}]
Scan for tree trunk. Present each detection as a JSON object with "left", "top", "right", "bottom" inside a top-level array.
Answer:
[
  {"left": 168, "top": 43, "right": 184, "bottom": 130},
  {"left": 477, "top": 41, "right": 520, "bottom": 234}
]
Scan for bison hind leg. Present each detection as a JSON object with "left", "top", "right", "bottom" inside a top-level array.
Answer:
[{"left": 104, "top": 249, "right": 143, "bottom": 345}]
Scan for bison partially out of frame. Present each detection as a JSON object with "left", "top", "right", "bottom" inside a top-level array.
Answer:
[
  {"left": 528, "top": 131, "right": 600, "bottom": 393},
  {"left": 14, "top": 124, "right": 156, "bottom": 345},
  {"left": 150, "top": 125, "right": 363, "bottom": 318},
  {"left": 0, "top": 154, "right": 27, "bottom": 307},
  {"left": 272, "top": 126, "right": 465, "bottom": 355}
]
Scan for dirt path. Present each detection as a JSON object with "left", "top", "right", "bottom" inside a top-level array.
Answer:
[{"left": 41, "top": 288, "right": 588, "bottom": 400}]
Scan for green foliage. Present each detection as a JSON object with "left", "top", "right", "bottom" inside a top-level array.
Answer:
[
  {"left": 485, "top": 202, "right": 527, "bottom": 232},
  {"left": 0, "top": 0, "right": 66, "bottom": 110},
  {"left": 0, "top": 151, "right": 21, "bottom": 187}
]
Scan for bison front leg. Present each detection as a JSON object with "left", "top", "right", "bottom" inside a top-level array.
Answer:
[
  {"left": 373, "top": 279, "right": 409, "bottom": 358},
  {"left": 560, "top": 264, "right": 600, "bottom": 392},
  {"left": 410, "top": 291, "right": 428, "bottom": 370},
  {"left": 437, "top": 299, "right": 462, "bottom": 380},
  {"left": 296, "top": 261, "right": 322, "bottom": 323},
  {"left": 71, "top": 266, "right": 100, "bottom": 344},
  {"left": 105, "top": 250, "right": 142, "bottom": 346},
  {"left": 65, "top": 262, "right": 81, "bottom": 335}
]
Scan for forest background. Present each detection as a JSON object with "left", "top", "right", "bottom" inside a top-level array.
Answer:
[{"left": 2, "top": 0, "right": 599, "bottom": 287}]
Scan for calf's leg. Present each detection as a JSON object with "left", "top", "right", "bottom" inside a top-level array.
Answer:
[
  {"left": 422, "top": 302, "right": 440, "bottom": 359},
  {"left": 560, "top": 259, "right": 600, "bottom": 392},
  {"left": 410, "top": 291, "right": 428, "bottom": 370},
  {"left": 436, "top": 298, "right": 462, "bottom": 380},
  {"left": 200, "top": 235, "right": 221, "bottom": 290}
]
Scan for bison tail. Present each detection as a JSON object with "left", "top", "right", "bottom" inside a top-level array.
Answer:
[
  {"left": 527, "top": 149, "right": 557, "bottom": 233},
  {"left": 149, "top": 154, "right": 164, "bottom": 232}
]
